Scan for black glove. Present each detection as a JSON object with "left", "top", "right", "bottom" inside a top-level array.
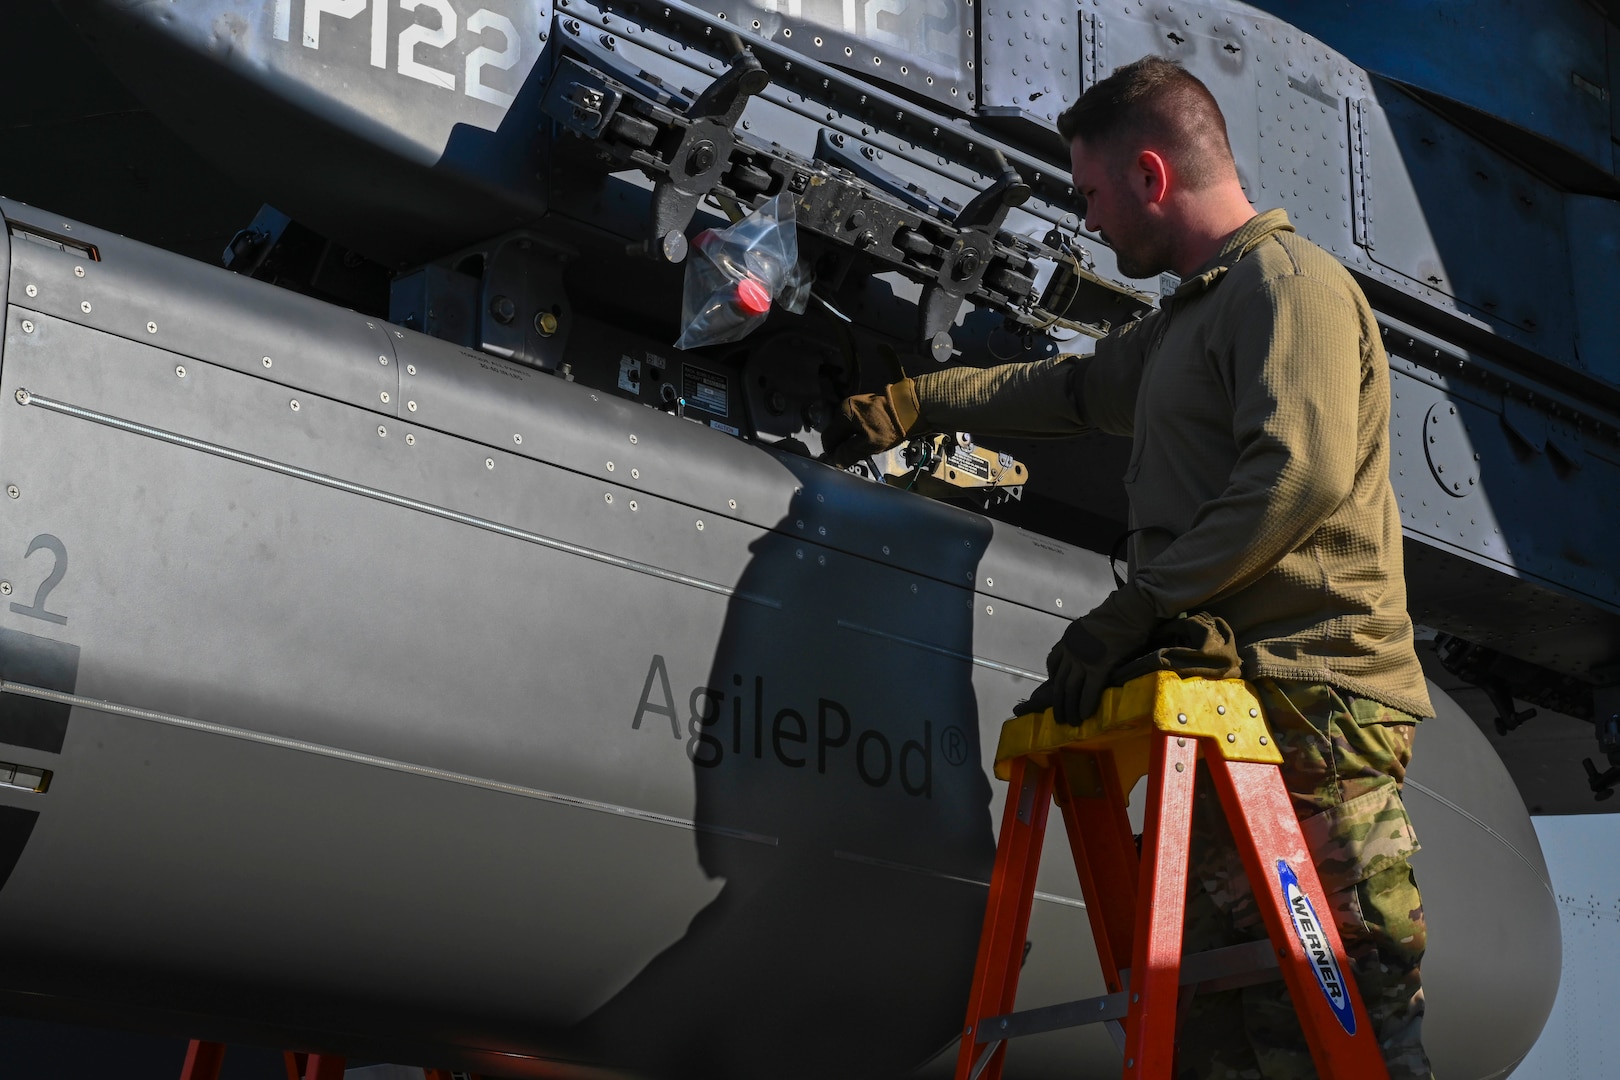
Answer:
[
  {"left": 821, "top": 378, "right": 921, "bottom": 467},
  {"left": 1017, "top": 584, "right": 1160, "bottom": 727}
]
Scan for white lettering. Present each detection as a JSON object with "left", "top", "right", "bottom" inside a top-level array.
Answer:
[
  {"left": 304, "top": 0, "right": 366, "bottom": 49},
  {"left": 370, "top": 0, "right": 389, "bottom": 68},
  {"left": 465, "top": 9, "right": 520, "bottom": 108},
  {"left": 398, "top": 0, "right": 458, "bottom": 91}
]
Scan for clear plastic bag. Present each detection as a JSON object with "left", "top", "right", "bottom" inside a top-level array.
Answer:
[{"left": 675, "top": 194, "right": 810, "bottom": 350}]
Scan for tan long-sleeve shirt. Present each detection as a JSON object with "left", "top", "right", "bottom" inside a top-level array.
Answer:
[{"left": 914, "top": 209, "right": 1433, "bottom": 718}]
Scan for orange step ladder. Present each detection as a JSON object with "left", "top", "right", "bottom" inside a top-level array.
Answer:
[{"left": 953, "top": 670, "right": 1390, "bottom": 1080}]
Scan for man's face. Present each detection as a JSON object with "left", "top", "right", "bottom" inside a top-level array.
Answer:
[{"left": 1070, "top": 137, "right": 1173, "bottom": 280}]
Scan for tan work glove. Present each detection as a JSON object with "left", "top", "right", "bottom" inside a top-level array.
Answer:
[{"left": 821, "top": 378, "right": 922, "bottom": 467}]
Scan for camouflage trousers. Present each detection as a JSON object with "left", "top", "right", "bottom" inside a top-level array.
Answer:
[{"left": 1175, "top": 680, "right": 1432, "bottom": 1080}]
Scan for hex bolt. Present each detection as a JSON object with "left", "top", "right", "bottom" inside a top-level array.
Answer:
[
  {"left": 535, "top": 312, "right": 558, "bottom": 337},
  {"left": 489, "top": 295, "right": 517, "bottom": 324}
]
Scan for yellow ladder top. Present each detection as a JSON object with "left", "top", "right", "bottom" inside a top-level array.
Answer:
[{"left": 993, "top": 670, "right": 1282, "bottom": 793}]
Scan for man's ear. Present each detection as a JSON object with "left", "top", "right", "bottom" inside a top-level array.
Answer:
[{"left": 1136, "top": 150, "right": 1171, "bottom": 205}]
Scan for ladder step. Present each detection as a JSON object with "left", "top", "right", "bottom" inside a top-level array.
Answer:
[{"left": 977, "top": 939, "right": 1280, "bottom": 1042}]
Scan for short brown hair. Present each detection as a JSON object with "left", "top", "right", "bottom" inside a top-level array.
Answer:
[{"left": 1056, "top": 56, "right": 1236, "bottom": 189}]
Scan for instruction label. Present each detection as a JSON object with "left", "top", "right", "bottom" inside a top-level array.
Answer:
[
  {"left": 682, "top": 365, "right": 730, "bottom": 417},
  {"left": 945, "top": 445, "right": 992, "bottom": 482}
]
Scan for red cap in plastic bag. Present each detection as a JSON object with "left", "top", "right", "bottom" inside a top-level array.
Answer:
[{"left": 734, "top": 277, "right": 772, "bottom": 316}]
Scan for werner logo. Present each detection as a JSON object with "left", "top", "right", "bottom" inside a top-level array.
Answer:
[
  {"left": 633, "top": 655, "right": 936, "bottom": 797},
  {"left": 1276, "top": 859, "right": 1357, "bottom": 1035}
]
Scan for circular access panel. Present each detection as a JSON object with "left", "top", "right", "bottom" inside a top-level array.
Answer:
[{"left": 1423, "top": 402, "right": 1479, "bottom": 497}]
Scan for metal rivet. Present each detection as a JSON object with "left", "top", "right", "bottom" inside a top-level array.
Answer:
[
  {"left": 147, "top": 322, "right": 158, "bottom": 334},
  {"left": 405, "top": 433, "right": 415, "bottom": 445},
  {"left": 24, "top": 284, "right": 36, "bottom": 297},
  {"left": 380, "top": 392, "right": 390, "bottom": 403},
  {"left": 263, "top": 356, "right": 273, "bottom": 368},
  {"left": 485, "top": 458, "right": 495, "bottom": 469},
  {"left": 377, "top": 425, "right": 387, "bottom": 437},
  {"left": 629, "top": 434, "right": 638, "bottom": 444},
  {"left": 1259, "top": 736, "right": 1269, "bottom": 745},
  {"left": 290, "top": 400, "right": 300, "bottom": 411},
  {"left": 80, "top": 301, "right": 91, "bottom": 313},
  {"left": 696, "top": 520, "right": 705, "bottom": 530},
  {"left": 1249, "top": 708, "right": 1259, "bottom": 718},
  {"left": 379, "top": 355, "right": 389, "bottom": 365},
  {"left": 1127, "top": 1059, "right": 1135, "bottom": 1069},
  {"left": 407, "top": 401, "right": 417, "bottom": 412},
  {"left": 73, "top": 266, "right": 84, "bottom": 278},
  {"left": 1177, "top": 713, "right": 1188, "bottom": 724},
  {"left": 1217, "top": 704, "right": 1226, "bottom": 715},
  {"left": 6, "top": 486, "right": 17, "bottom": 499},
  {"left": 629, "top": 500, "right": 638, "bottom": 511},
  {"left": 630, "top": 468, "right": 640, "bottom": 479},
  {"left": 20, "top": 321, "right": 33, "bottom": 334},
  {"left": 728, "top": 499, "right": 737, "bottom": 509},
  {"left": 407, "top": 364, "right": 416, "bottom": 376},
  {"left": 605, "top": 493, "right": 613, "bottom": 504},
  {"left": 1176, "top": 762, "right": 1185, "bottom": 772},
  {"left": 607, "top": 462, "right": 615, "bottom": 471},
  {"left": 1176, "top": 738, "right": 1186, "bottom": 747},
  {"left": 175, "top": 365, "right": 186, "bottom": 378},
  {"left": 1131, "top": 994, "right": 1139, "bottom": 1003},
  {"left": 0, "top": 583, "right": 9, "bottom": 596},
  {"left": 1226, "top": 733, "right": 1238, "bottom": 743}
]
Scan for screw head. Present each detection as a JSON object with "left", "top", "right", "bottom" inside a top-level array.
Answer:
[
  {"left": 290, "top": 399, "right": 300, "bottom": 411},
  {"left": 485, "top": 458, "right": 495, "bottom": 470},
  {"left": 405, "top": 433, "right": 415, "bottom": 445},
  {"left": 147, "top": 322, "right": 158, "bottom": 334},
  {"left": 20, "top": 321, "right": 34, "bottom": 334},
  {"left": 629, "top": 499, "right": 638, "bottom": 511},
  {"left": 407, "top": 364, "right": 417, "bottom": 376},
  {"left": 696, "top": 520, "right": 705, "bottom": 530},
  {"left": 514, "top": 434, "right": 523, "bottom": 445},
  {"left": 24, "top": 284, "right": 36, "bottom": 297},
  {"left": 6, "top": 486, "right": 17, "bottom": 499},
  {"left": 14, "top": 390, "right": 29, "bottom": 404},
  {"left": 175, "top": 365, "right": 186, "bottom": 378},
  {"left": 379, "top": 355, "right": 389, "bottom": 365},
  {"left": 629, "top": 434, "right": 638, "bottom": 444},
  {"left": 74, "top": 266, "right": 85, "bottom": 278},
  {"left": 605, "top": 493, "right": 613, "bottom": 504},
  {"left": 80, "top": 301, "right": 91, "bottom": 314},
  {"left": 0, "top": 582, "right": 9, "bottom": 596},
  {"left": 607, "top": 462, "right": 615, "bottom": 472},
  {"left": 407, "top": 401, "right": 417, "bottom": 412},
  {"left": 630, "top": 468, "right": 639, "bottom": 479},
  {"left": 263, "top": 356, "right": 273, "bottom": 368},
  {"left": 380, "top": 392, "right": 390, "bottom": 404},
  {"left": 728, "top": 499, "right": 737, "bottom": 509}
]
